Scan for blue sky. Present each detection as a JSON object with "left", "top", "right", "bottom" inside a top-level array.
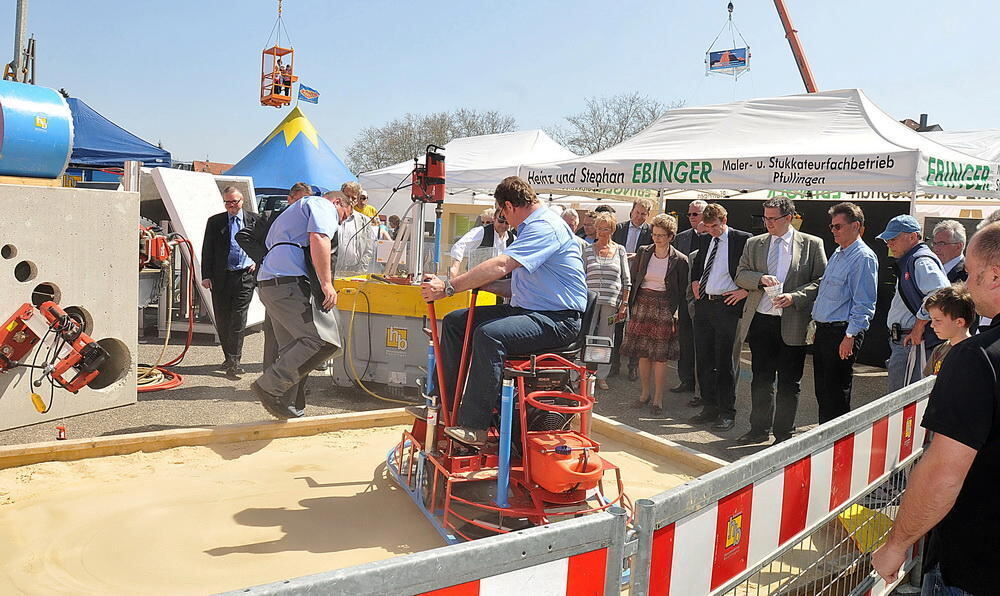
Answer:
[{"left": 5, "top": 1, "right": 992, "bottom": 165}]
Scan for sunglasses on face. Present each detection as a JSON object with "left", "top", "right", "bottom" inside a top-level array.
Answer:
[
  {"left": 687, "top": 212, "right": 701, "bottom": 217},
  {"left": 223, "top": 200, "right": 241, "bottom": 205},
  {"left": 829, "top": 222, "right": 856, "bottom": 231}
]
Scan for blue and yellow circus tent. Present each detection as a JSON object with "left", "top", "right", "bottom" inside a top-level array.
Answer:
[{"left": 227, "top": 106, "right": 355, "bottom": 194}]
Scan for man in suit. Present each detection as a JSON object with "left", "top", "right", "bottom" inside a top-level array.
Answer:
[
  {"left": 201, "top": 186, "right": 264, "bottom": 379},
  {"left": 610, "top": 198, "right": 654, "bottom": 380},
  {"left": 688, "top": 203, "right": 751, "bottom": 431},
  {"left": 734, "top": 197, "right": 827, "bottom": 445},
  {"left": 671, "top": 199, "right": 707, "bottom": 398},
  {"left": 931, "top": 220, "right": 968, "bottom": 283}
]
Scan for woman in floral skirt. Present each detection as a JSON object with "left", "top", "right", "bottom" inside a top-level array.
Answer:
[{"left": 620, "top": 214, "right": 689, "bottom": 415}]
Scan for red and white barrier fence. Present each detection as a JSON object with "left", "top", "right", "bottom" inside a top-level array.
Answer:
[
  {"left": 225, "top": 507, "right": 627, "bottom": 596},
  {"left": 631, "top": 377, "right": 934, "bottom": 596}
]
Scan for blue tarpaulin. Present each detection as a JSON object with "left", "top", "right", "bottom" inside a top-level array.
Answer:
[
  {"left": 67, "top": 97, "right": 171, "bottom": 168},
  {"left": 226, "top": 106, "right": 355, "bottom": 194}
]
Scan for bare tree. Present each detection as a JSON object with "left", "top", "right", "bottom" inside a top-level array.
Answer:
[
  {"left": 348, "top": 109, "right": 517, "bottom": 173},
  {"left": 549, "top": 93, "right": 685, "bottom": 155}
]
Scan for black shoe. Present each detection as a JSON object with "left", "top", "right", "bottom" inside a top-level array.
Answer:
[
  {"left": 252, "top": 381, "right": 290, "bottom": 419},
  {"left": 217, "top": 359, "right": 233, "bottom": 371},
  {"left": 607, "top": 367, "right": 620, "bottom": 378},
  {"left": 628, "top": 368, "right": 639, "bottom": 381},
  {"left": 736, "top": 431, "right": 769, "bottom": 444},
  {"left": 314, "top": 361, "right": 329, "bottom": 371},
  {"left": 670, "top": 383, "right": 695, "bottom": 394},
  {"left": 231, "top": 364, "right": 246, "bottom": 376},
  {"left": 712, "top": 417, "right": 736, "bottom": 431},
  {"left": 689, "top": 411, "right": 718, "bottom": 424},
  {"left": 225, "top": 366, "right": 242, "bottom": 381},
  {"left": 773, "top": 435, "right": 791, "bottom": 445},
  {"left": 687, "top": 396, "right": 703, "bottom": 408}
]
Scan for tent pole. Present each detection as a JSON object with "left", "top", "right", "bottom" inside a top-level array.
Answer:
[{"left": 910, "top": 190, "right": 917, "bottom": 216}]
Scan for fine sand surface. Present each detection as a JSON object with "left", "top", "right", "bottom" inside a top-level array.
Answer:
[{"left": 0, "top": 425, "right": 701, "bottom": 595}]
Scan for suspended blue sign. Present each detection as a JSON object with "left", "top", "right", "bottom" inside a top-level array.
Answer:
[{"left": 707, "top": 47, "right": 749, "bottom": 75}]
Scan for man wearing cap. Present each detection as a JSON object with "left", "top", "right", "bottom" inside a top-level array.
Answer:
[{"left": 878, "top": 214, "right": 949, "bottom": 392}]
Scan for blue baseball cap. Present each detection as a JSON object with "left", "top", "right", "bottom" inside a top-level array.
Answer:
[{"left": 876, "top": 214, "right": 921, "bottom": 241}]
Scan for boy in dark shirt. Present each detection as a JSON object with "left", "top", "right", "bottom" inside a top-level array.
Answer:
[{"left": 922, "top": 285, "right": 976, "bottom": 376}]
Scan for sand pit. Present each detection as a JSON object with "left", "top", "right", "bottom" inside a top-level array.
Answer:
[{"left": 0, "top": 418, "right": 709, "bottom": 595}]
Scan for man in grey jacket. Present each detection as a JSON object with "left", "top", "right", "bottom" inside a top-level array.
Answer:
[{"left": 734, "top": 196, "right": 827, "bottom": 445}]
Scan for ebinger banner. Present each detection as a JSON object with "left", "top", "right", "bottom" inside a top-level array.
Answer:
[{"left": 522, "top": 152, "right": 922, "bottom": 194}]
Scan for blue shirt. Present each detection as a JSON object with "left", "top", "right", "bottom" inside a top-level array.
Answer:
[
  {"left": 886, "top": 250, "right": 950, "bottom": 328},
  {"left": 227, "top": 211, "right": 252, "bottom": 271},
  {"left": 811, "top": 238, "right": 878, "bottom": 337},
  {"left": 259, "top": 196, "right": 339, "bottom": 281},
  {"left": 505, "top": 206, "right": 587, "bottom": 312}
]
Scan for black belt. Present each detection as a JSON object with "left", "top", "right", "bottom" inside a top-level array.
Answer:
[
  {"left": 703, "top": 294, "right": 730, "bottom": 301},
  {"left": 815, "top": 321, "right": 848, "bottom": 328},
  {"left": 226, "top": 266, "right": 252, "bottom": 274},
  {"left": 258, "top": 276, "right": 302, "bottom": 287}
]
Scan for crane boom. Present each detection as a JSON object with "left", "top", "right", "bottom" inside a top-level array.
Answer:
[{"left": 773, "top": 0, "right": 818, "bottom": 93}]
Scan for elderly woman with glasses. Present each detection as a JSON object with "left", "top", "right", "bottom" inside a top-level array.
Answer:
[
  {"left": 620, "top": 213, "right": 689, "bottom": 415},
  {"left": 582, "top": 213, "right": 632, "bottom": 389}
]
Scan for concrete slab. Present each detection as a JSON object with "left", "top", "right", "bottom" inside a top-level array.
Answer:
[
  {"left": 0, "top": 184, "right": 137, "bottom": 431},
  {"left": 150, "top": 167, "right": 265, "bottom": 327}
]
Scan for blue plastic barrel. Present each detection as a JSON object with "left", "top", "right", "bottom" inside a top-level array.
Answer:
[{"left": 0, "top": 80, "right": 72, "bottom": 178}]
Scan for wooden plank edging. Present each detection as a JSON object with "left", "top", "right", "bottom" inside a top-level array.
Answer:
[
  {"left": 591, "top": 414, "right": 729, "bottom": 474},
  {"left": 0, "top": 408, "right": 410, "bottom": 470}
]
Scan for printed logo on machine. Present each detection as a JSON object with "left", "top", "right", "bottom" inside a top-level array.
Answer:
[
  {"left": 386, "top": 327, "right": 408, "bottom": 351},
  {"left": 34, "top": 115, "right": 47, "bottom": 129},
  {"left": 725, "top": 512, "right": 743, "bottom": 548}
]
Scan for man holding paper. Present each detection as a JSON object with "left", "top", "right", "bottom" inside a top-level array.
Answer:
[{"left": 734, "top": 196, "right": 827, "bottom": 445}]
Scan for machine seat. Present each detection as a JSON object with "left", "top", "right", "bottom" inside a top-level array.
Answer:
[{"left": 507, "top": 291, "right": 599, "bottom": 361}]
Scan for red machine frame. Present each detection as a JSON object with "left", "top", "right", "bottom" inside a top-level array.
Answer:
[{"left": 389, "top": 295, "right": 630, "bottom": 542}]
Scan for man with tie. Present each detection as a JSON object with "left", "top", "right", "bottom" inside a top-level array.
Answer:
[
  {"left": 671, "top": 199, "right": 707, "bottom": 399},
  {"left": 734, "top": 197, "right": 827, "bottom": 445},
  {"left": 201, "top": 187, "right": 263, "bottom": 379},
  {"left": 688, "top": 203, "right": 751, "bottom": 431},
  {"left": 611, "top": 198, "right": 654, "bottom": 379},
  {"left": 931, "top": 220, "right": 968, "bottom": 283}
]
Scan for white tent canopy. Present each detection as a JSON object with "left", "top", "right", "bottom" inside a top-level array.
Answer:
[
  {"left": 922, "top": 129, "right": 1000, "bottom": 163},
  {"left": 519, "top": 89, "right": 1000, "bottom": 199},
  {"left": 360, "top": 129, "right": 578, "bottom": 216}
]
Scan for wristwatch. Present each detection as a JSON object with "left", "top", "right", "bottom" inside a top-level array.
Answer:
[{"left": 444, "top": 279, "right": 456, "bottom": 297}]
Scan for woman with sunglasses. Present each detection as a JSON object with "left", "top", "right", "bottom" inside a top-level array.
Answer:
[{"left": 582, "top": 212, "right": 631, "bottom": 390}]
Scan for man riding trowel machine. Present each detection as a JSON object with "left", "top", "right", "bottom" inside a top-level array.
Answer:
[
  {"left": 387, "top": 291, "right": 629, "bottom": 543},
  {"left": 0, "top": 301, "right": 124, "bottom": 413}
]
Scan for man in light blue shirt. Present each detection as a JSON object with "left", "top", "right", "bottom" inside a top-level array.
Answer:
[
  {"left": 251, "top": 194, "right": 342, "bottom": 419},
  {"left": 419, "top": 176, "right": 588, "bottom": 446},
  {"left": 811, "top": 203, "right": 879, "bottom": 423},
  {"left": 878, "top": 214, "right": 949, "bottom": 392}
]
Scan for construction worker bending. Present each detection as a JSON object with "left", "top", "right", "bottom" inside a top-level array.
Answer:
[
  {"left": 418, "top": 176, "right": 588, "bottom": 446},
  {"left": 251, "top": 194, "right": 343, "bottom": 419}
]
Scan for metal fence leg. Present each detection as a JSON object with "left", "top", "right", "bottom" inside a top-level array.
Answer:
[
  {"left": 605, "top": 507, "right": 628, "bottom": 596},
  {"left": 631, "top": 499, "right": 655, "bottom": 596}
]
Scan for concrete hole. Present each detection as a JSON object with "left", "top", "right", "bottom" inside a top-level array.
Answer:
[
  {"left": 88, "top": 338, "right": 132, "bottom": 391},
  {"left": 14, "top": 260, "right": 36, "bottom": 282},
  {"left": 63, "top": 305, "right": 94, "bottom": 335},
  {"left": 1, "top": 244, "right": 15, "bottom": 259},
  {"left": 30, "top": 282, "right": 61, "bottom": 306}
]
